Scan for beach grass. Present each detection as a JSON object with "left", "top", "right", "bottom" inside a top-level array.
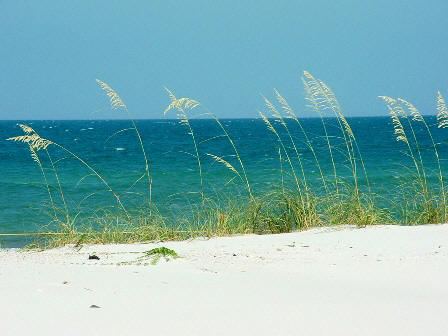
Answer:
[{"left": 5, "top": 71, "right": 448, "bottom": 248}]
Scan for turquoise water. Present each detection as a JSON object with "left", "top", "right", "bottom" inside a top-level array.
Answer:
[{"left": 1, "top": 117, "right": 447, "bottom": 246}]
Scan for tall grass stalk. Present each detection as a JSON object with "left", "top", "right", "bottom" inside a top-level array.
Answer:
[
  {"left": 380, "top": 96, "right": 429, "bottom": 201},
  {"left": 207, "top": 114, "right": 254, "bottom": 200},
  {"left": 96, "top": 79, "right": 153, "bottom": 210},
  {"left": 12, "top": 125, "right": 59, "bottom": 222},
  {"left": 7, "top": 126, "right": 130, "bottom": 219},
  {"left": 437, "top": 91, "right": 448, "bottom": 219},
  {"left": 318, "top": 80, "right": 371, "bottom": 194},
  {"left": 317, "top": 79, "right": 358, "bottom": 194},
  {"left": 380, "top": 97, "right": 444, "bottom": 224},
  {"left": 263, "top": 95, "right": 309, "bottom": 202},
  {"left": 274, "top": 89, "right": 329, "bottom": 194},
  {"left": 399, "top": 98, "right": 446, "bottom": 218},
  {"left": 259, "top": 112, "right": 305, "bottom": 208},
  {"left": 303, "top": 72, "right": 370, "bottom": 202},
  {"left": 437, "top": 91, "right": 448, "bottom": 129},
  {"left": 401, "top": 106, "right": 428, "bottom": 196},
  {"left": 302, "top": 71, "right": 339, "bottom": 194},
  {"left": 263, "top": 96, "right": 308, "bottom": 187},
  {"left": 278, "top": 147, "right": 285, "bottom": 194},
  {"left": 45, "top": 149, "right": 71, "bottom": 227},
  {"left": 164, "top": 88, "right": 205, "bottom": 204},
  {"left": 32, "top": 146, "right": 58, "bottom": 221}
]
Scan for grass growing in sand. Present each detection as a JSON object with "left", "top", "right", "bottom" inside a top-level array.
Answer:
[
  {"left": 5, "top": 71, "right": 448, "bottom": 248},
  {"left": 144, "top": 247, "right": 179, "bottom": 265}
]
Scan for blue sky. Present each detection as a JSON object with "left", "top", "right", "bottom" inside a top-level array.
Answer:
[{"left": 1, "top": 0, "right": 447, "bottom": 119}]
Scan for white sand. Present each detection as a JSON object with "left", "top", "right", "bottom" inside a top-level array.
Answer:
[{"left": 1, "top": 224, "right": 447, "bottom": 336}]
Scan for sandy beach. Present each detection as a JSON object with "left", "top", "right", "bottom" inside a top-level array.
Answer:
[{"left": 1, "top": 224, "right": 447, "bottom": 335}]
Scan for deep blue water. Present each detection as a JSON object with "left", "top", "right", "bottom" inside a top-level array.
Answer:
[{"left": 1, "top": 117, "right": 447, "bottom": 247}]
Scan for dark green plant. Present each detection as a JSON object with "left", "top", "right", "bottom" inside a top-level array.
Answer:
[{"left": 144, "top": 247, "right": 179, "bottom": 265}]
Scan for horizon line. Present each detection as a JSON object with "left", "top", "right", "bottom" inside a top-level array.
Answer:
[{"left": 0, "top": 114, "right": 438, "bottom": 122}]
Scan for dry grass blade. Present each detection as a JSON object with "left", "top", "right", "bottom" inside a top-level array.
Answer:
[
  {"left": 9, "top": 123, "right": 130, "bottom": 219},
  {"left": 390, "top": 108, "right": 409, "bottom": 143},
  {"left": 303, "top": 71, "right": 329, "bottom": 111},
  {"left": 164, "top": 87, "right": 200, "bottom": 114},
  {"left": 318, "top": 81, "right": 339, "bottom": 110},
  {"left": 380, "top": 97, "right": 409, "bottom": 142},
  {"left": 164, "top": 97, "right": 200, "bottom": 114},
  {"left": 380, "top": 96, "right": 409, "bottom": 118},
  {"left": 262, "top": 95, "right": 279, "bottom": 117},
  {"left": 437, "top": 91, "right": 448, "bottom": 128},
  {"left": 96, "top": 79, "right": 126, "bottom": 110},
  {"left": 397, "top": 96, "right": 446, "bottom": 218},
  {"left": 274, "top": 88, "right": 329, "bottom": 193},
  {"left": 96, "top": 79, "right": 153, "bottom": 211},
  {"left": 378, "top": 96, "right": 397, "bottom": 105},
  {"left": 18, "top": 124, "right": 36, "bottom": 134},
  {"left": 259, "top": 112, "right": 276, "bottom": 133},
  {"left": 164, "top": 87, "right": 205, "bottom": 203},
  {"left": 165, "top": 86, "right": 177, "bottom": 103},
  {"left": 8, "top": 133, "right": 53, "bottom": 151},
  {"left": 303, "top": 71, "right": 321, "bottom": 98},
  {"left": 398, "top": 98, "right": 424, "bottom": 122},
  {"left": 207, "top": 153, "right": 242, "bottom": 179},
  {"left": 30, "top": 147, "right": 40, "bottom": 163},
  {"left": 274, "top": 89, "right": 295, "bottom": 118},
  {"left": 339, "top": 115, "right": 354, "bottom": 138},
  {"left": 316, "top": 81, "right": 355, "bottom": 139},
  {"left": 381, "top": 95, "right": 428, "bottom": 199},
  {"left": 7, "top": 124, "right": 58, "bottom": 220}
]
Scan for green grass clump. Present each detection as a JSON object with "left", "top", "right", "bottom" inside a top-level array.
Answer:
[
  {"left": 380, "top": 93, "right": 448, "bottom": 225},
  {"left": 144, "top": 247, "right": 179, "bottom": 265},
  {"left": 323, "top": 190, "right": 388, "bottom": 227}
]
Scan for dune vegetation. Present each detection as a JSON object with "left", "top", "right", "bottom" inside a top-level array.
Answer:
[{"left": 5, "top": 71, "right": 448, "bottom": 247}]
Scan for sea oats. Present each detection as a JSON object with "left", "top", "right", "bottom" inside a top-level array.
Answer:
[
  {"left": 164, "top": 97, "right": 200, "bottom": 114},
  {"left": 9, "top": 123, "right": 130, "bottom": 219},
  {"left": 274, "top": 89, "right": 295, "bottom": 118},
  {"left": 7, "top": 124, "right": 58, "bottom": 219},
  {"left": 274, "top": 88, "right": 329, "bottom": 193},
  {"left": 18, "top": 124, "right": 36, "bottom": 134},
  {"left": 7, "top": 128, "right": 53, "bottom": 151},
  {"left": 259, "top": 112, "right": 276, "bottom": 134},
  {"left": 437, "top": 91, "right": 448, "bottom": 128},
  {"left": 259, "top": 111, "right": 303, "bottom": 199},
  {"left": 398, "top": 98, "right": 424, "bottom": 122},
  {"left": 378, "top": 96, "right": 397, "bottom": 105},
  {"left": 164, "top": 87, "right": 200, "bottom": 115},
  {"left": 164, "top": 87, "right": 204, "bottom": 203},
  {"left": 262, "top": 95, "right": 278, "bottom": 117},
  {"left": 96, "top": 79, "right": 153, "bottom": 210},
  {"left": 207, "top": 153, "right": 241, "bottom": 179},
  {"left": 398, "top": 96, "right": 446, "bottom": 213},
  {"left": 96, "top": 79, "right": 126, "bottom": 109},
  {"left": 389, "top": 108, "right": 408, "bottom": 143}
]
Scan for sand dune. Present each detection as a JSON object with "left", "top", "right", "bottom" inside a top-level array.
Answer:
[{"left": 1, "top": 224, "right": 447, "bottom": 335}]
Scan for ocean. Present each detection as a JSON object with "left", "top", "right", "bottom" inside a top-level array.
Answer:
[{"left": 1, "top": 117, "right": 446, "bottom": 247}]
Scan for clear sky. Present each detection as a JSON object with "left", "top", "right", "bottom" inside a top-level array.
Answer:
[{"left": 1, "top": 0, "right": 447, "bottom": 119}]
